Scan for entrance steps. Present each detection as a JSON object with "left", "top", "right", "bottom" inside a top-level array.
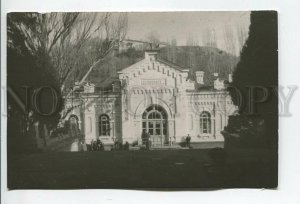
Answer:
[
  {"left": 131, "top": 141, "right": 224, "bottom": 151},
  {"left": 150, "top": 144, "right": 187, "bottom": 150},
  {"left": 151, "top": 146, "right": 187, "bottom": 150},
  {"left": 133, "top": 144, "right": 186, "bottom": 150},
  {"left": 136, "top": 142, "right": 224, "bottom": 150}
]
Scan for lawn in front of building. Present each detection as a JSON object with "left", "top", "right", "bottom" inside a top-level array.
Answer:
[{"left": 7, "top": 148, "right": 277, "bottom": 189}]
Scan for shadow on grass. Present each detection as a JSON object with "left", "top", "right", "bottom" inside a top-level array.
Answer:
[{"left": 7, "top": 148, "right": 277, "bottom": 190}]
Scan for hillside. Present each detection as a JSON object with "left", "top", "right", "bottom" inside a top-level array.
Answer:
[{"left": 83, "top": 46, "right": 239, "bottom": 87}]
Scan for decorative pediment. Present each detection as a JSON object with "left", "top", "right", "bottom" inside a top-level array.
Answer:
[{"left": 118, "top": 51, "right": 191, "bottom": 89}]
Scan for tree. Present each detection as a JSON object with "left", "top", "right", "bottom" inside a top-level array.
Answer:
[
  {"left": 222, "top": 25, "right": 237, "bottom": 57},
  {"left": 7, "top": 12, "right": 128, "bottom": 152},
  {"left": 227, "top": 11, "right": 278, "bottom": 148},
  {"left": 170, "top": 37, "right": 177, "bottom": 62},
  {"left": 161, "top": 37, "right": 177, "bottom": 63},
  {"left": 77, "top": 13, "right": 128, "bottom": 86},
  {"left": 186, "top": 33, "right": 198, "bottom": 46},
  {"left": 201, "top": 27, "right": 218, "bottom": 48},
  {"left": 7, "top": 13, "right": 63, "bottom": 153},
  {"left": 236, "top": 23, "right": 248, "bottom": 55},
  {"left": 185, "top": 34, "right": 199, "bottom": 70},
  {"left": 7, "top": 12, "right": 64, "bottom": 126},
  {"left": 61, "top": 13, "right": 128, "bottom": 119},
  {"left": 8, "top": 12, "right": 128, "bottom": 91},
  {"left": 146, "top": 31, "right": 160, "bottom": 50}
]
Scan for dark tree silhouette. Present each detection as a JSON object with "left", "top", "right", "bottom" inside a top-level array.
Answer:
[
  {"left": 7, "top": 13, "right": 62, "bottom": 153},
  {"left": 227, "top": 11, "right": 278, "bottom": 148},
  {"left": 7, "top": 12, "right": 128, "bottom": 153}
]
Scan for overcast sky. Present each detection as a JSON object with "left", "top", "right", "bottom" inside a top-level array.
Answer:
[{"left": 126, "top": 12, "right": 250, "bottom": 56}]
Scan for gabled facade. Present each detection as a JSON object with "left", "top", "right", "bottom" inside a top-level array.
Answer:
[{"left": 64, "top": 51, "right": 237, "bottom": 147}]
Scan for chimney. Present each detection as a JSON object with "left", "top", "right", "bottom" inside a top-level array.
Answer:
[
  {"left": 214, "top": 78, "right": 225, "bottom": 90},
  {"left": 84, "top": 82, "right": 95, "bottom": 93},
  {"left": 228, "top": 74, "right": 233, "bottom": 83},
  {"left": 145, "top": 51, "right": 158, "bottom": 61},
  {"left": 195, "top": 71, "right": 204, "bottom": 84}
]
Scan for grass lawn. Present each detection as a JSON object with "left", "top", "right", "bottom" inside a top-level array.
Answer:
[{"left": 7, "top": 148, "right": 277, "bottom": 189}]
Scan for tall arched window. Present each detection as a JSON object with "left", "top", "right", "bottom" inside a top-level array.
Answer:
[
  {"left": 69, "top": 114, "right": 80, "bottom": 137},
  {"left": 200, "top": 111, "right": 211, "bottom": 134},
  {"left": 69, "top": 115, "right": 79, "bottom": 127},
  {"left": 99, "top": 114, "right": 110, "bottom": 136}
]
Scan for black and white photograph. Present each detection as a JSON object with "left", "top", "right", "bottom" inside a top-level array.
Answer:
[{"left": 5, "top": 10, "right": 279, "bottom": 190}]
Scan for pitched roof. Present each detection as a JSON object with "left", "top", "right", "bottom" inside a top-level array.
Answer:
[
  {"left": 157, "top": 58, "right": 188, "bottom": 71},
  {"left": 93, "top": 77, "right": 119, "bottom": 87}
]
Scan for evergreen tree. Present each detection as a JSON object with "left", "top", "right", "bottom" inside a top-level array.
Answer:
[{"left": 228, "top": 11, "right": 278, "bottom": 148}]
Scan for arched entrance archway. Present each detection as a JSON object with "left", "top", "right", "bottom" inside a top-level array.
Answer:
[{"left": 142, "top": 105, "right": 168, "bottom": 146}]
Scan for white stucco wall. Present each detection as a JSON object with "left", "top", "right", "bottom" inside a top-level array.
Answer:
[{"left": 64, "top": 51, "right": 237, "bottom": 146}]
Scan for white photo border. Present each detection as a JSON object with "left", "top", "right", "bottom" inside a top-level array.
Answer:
[{"left": 2, "top": 0, "right": 300, "bottom": 204}]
